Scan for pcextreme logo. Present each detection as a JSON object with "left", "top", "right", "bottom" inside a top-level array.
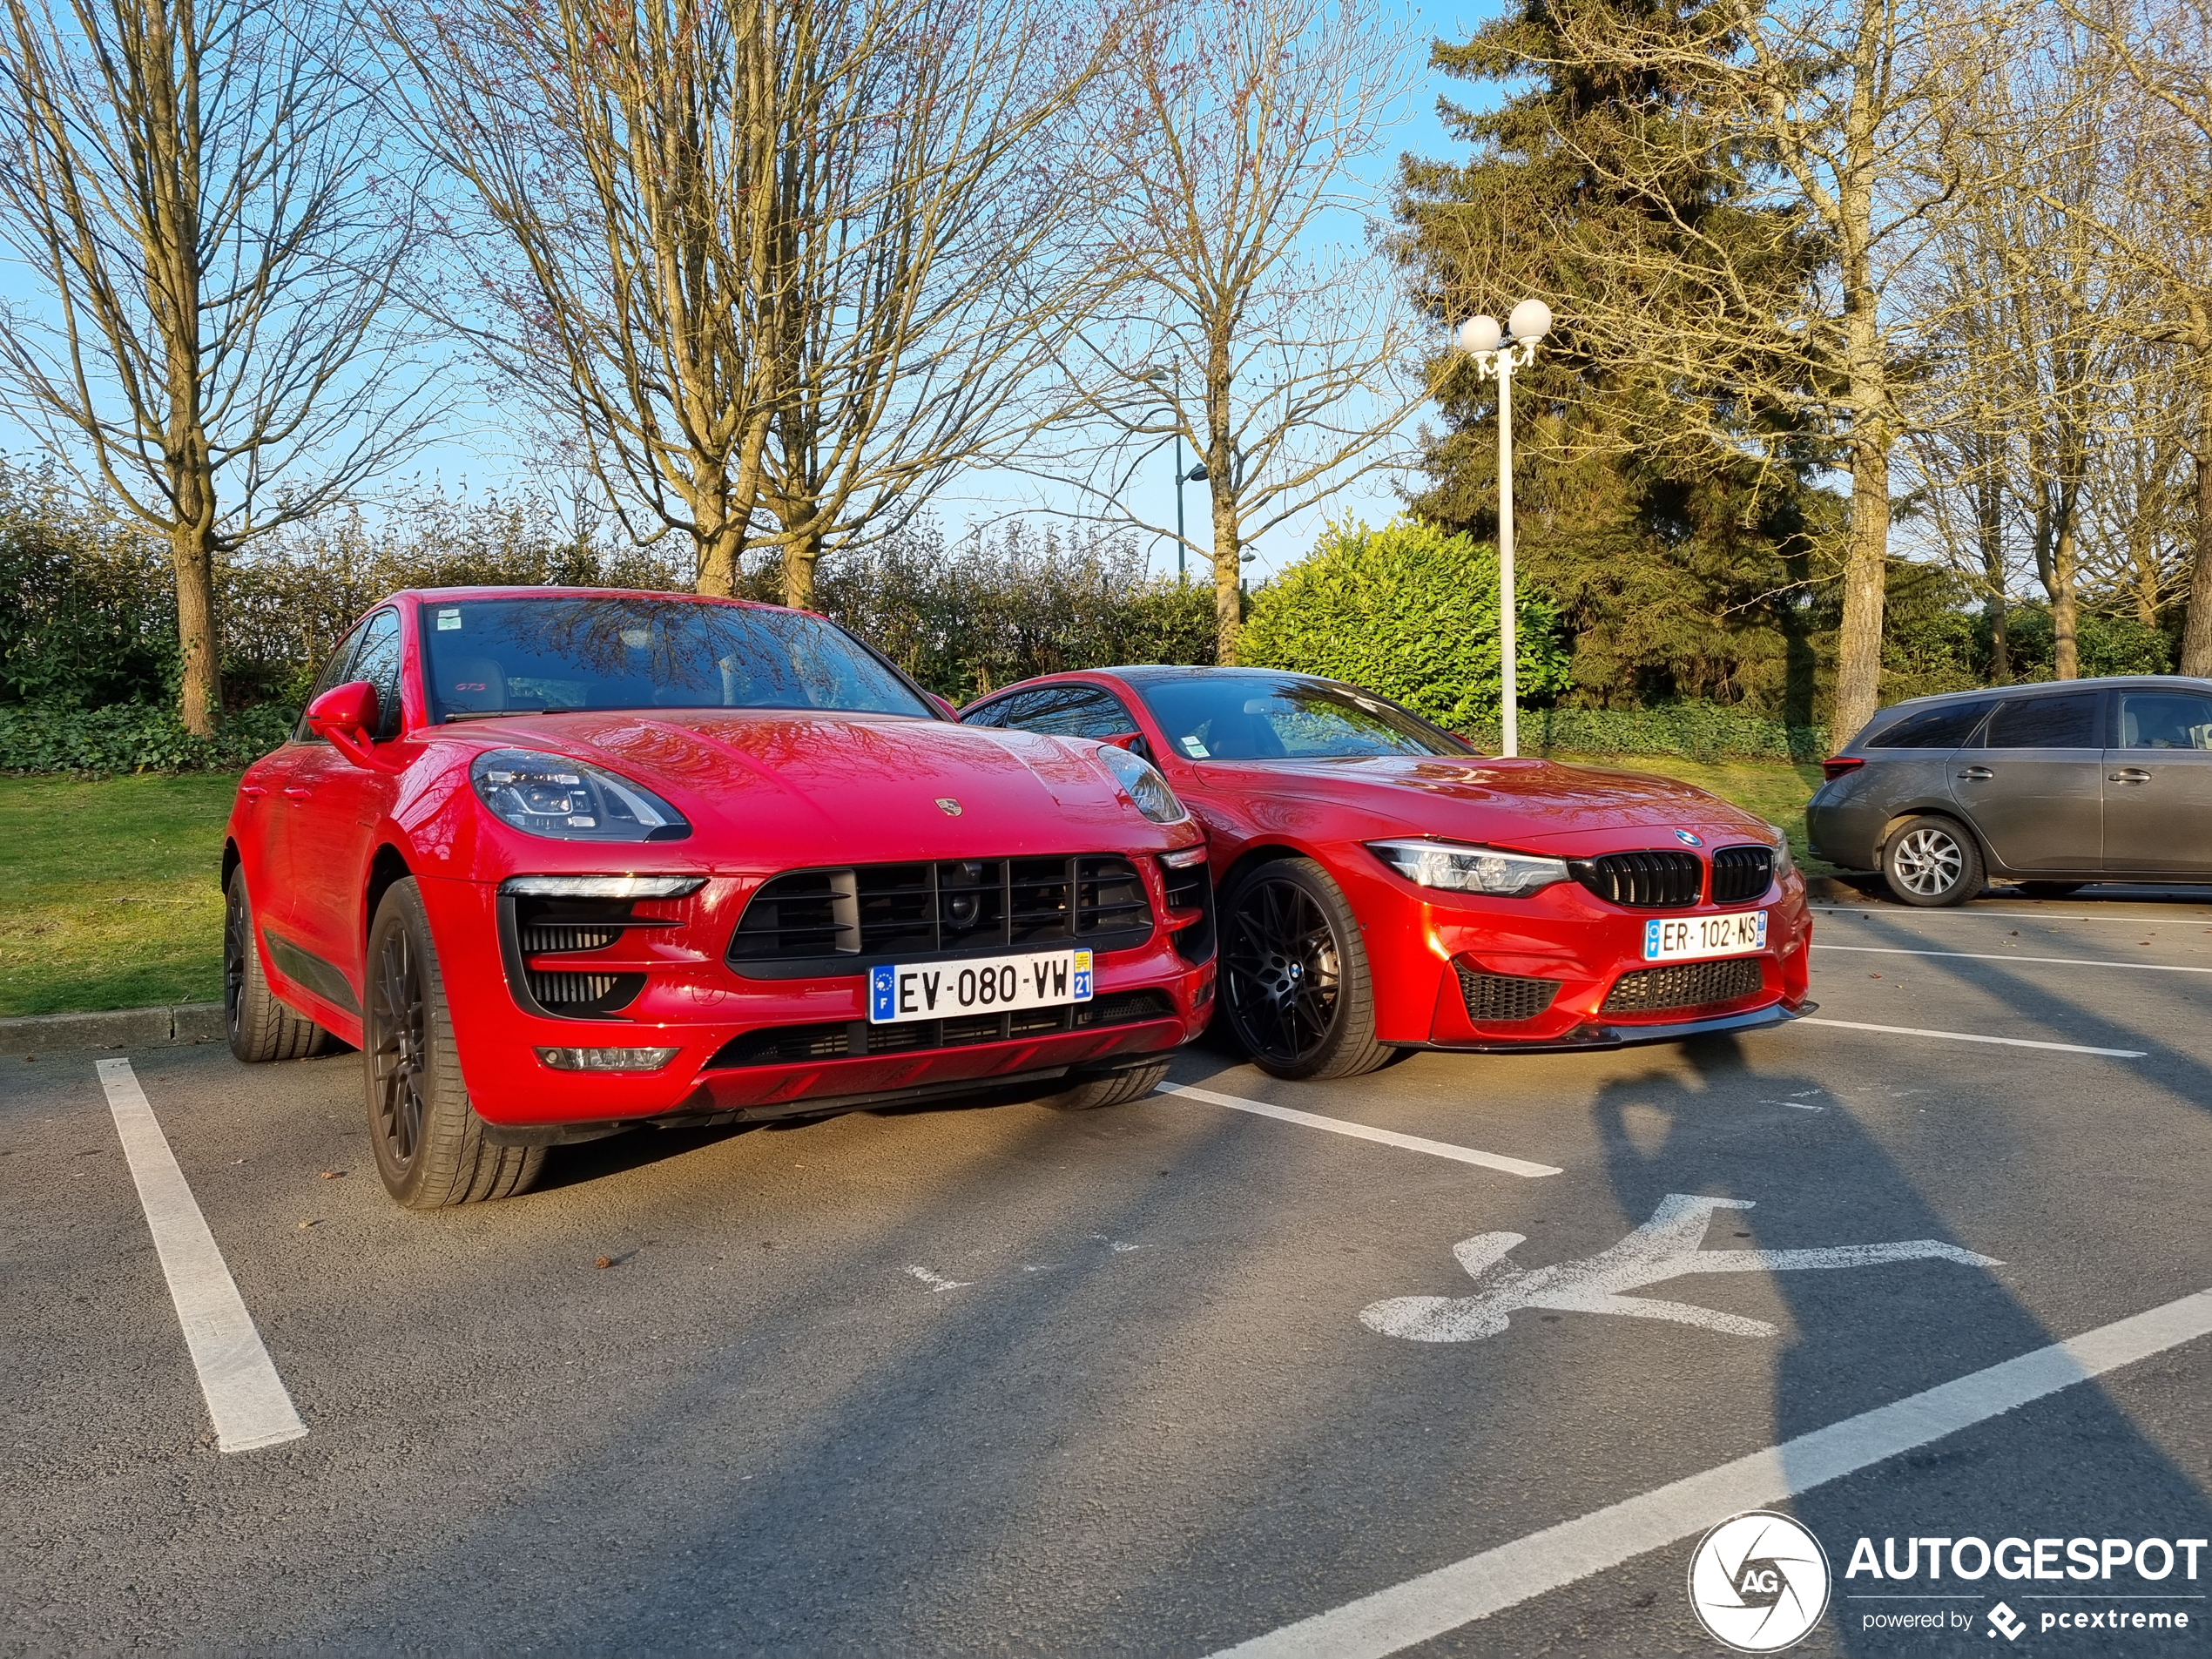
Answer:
[{"left": 1688, "top": 1511, "right": 1833, "bottom": 1653}]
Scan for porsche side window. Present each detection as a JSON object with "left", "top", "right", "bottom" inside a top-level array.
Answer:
[
  {"left": 347, "top": 609, "right": 405, "bottom": 739},
  {"left": 995, "top": 685, "right": 1139, "bottom": 739},
  {"left": 293, "top": 615, "right": 374, "bottom": 743}
]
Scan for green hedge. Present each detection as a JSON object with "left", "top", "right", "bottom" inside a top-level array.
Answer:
[
  {"left": 0, "top": 702, "right": 296, "bottom": 776},
  {"left": 1459, "top": 702, "right": 1830, "bottom": 763}
]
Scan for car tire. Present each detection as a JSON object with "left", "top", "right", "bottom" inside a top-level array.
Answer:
[
  {"left": 1038, "top": 1057, "right": 1171, "bottom": 1111},
  {"left": 2016, "top": 881, "right": 2086, "bottom": 900},
  {"left": 225, "top": 867, "right": 333, "bottom": 1062},
  {"left": 1220, "top": 857, "right": 1393, "bottom": 1080},
  {"left": 1881, "top": 815, "right": 1985, "bottom": 907},
  {"left": 365, "top": 878, "right": 543, "bottom": 1208}
]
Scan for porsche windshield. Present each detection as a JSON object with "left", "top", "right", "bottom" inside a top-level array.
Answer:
[
  {"left": 1134, "top": 674, "right": 1471, "bottom": 761},
  {"left": 420, "top": 597, "right": 929, "bottom": 721}
]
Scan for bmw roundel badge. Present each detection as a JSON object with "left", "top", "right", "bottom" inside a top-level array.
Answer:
[{"left": 1676, "top": 828, "right": 1703, "bottom": 846}]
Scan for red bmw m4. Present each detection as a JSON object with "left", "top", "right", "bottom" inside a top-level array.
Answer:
[
  {"left": 223, "top": 590, "right": 1214, "bottom": 1207},
  {"left": 961, "top": 668, "right": 1812, "bottom": 1080}
]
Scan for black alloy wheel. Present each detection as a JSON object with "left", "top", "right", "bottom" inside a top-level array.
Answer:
[
  {"left": 1220, "top": 857, "right": 1391, "bottom": 1080},
  {"left": 370, "top": 919, "right": 428, "bottom": 1177},
  {"left": 363, "top": 878, "right": 542, "bottom": 1207},
  {"left": 222, "top": 866, "right": 329, "bottom": 1062}
]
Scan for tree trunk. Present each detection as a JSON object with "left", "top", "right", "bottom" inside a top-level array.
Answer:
[
  {"left": 1976, "top": 460, "right": 2008, "bottom": 685},
  {"left": 170, "top": 517, "right": 220, "bottom": 736},
  {"left": 1210, "top": 477, "right": 1240, "bottom": 664},
  {"left": 783, "top": 528, "right": 823, "bottom": 610},
  {"left": 2180, "top": 333, "right": 2212, "bottom": 678},
  {"left": 1832, "top": 431, "right": 1889, "bottom": 746},
  {"left": 694, "top": 491, "right": 739, "bottom": 597},
  {"left": 2052, "top": 513, "right": 2079, "bottom": 679}
]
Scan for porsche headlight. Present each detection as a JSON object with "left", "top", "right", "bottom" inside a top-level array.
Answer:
[
  {"left": 1096, "top": 743, "right": 1187, "bottom": 825},
  {"left": 1368, "top": 839, "right": 1569, "bottom": 897},
  {"left": 1766, "top": 825, "right": 1797, "bottom": 880},
  {"left": 470, "top": 749, "right": 690, "bottom": 842}
]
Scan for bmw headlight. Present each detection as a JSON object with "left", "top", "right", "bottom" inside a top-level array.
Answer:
[
  {"left": 1369, "top": 839, "right": 1569, "bottom": 898},
  {"left": 470, "top": 749, "right": 690, "bottom": 842},
  {"left": 1766, "top": 824, "right": 1797, "bottom": 880},
  {"left": 1096, "top": 743, "right": 1187, "bottom": 824}
]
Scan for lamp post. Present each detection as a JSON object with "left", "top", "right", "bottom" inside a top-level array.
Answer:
[{"left": 1455, "top": 299, "right": 1552, "bottom": 758}]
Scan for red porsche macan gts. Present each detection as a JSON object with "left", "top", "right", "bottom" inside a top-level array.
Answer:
[
  {"left": 961, "top": 667, "right": 1813, "bottom": 1080},
  {"left": 223, "top": 590, "right": 1215, "bottom": 1208}
]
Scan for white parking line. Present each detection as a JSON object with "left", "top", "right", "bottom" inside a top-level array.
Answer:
[
  {"left": 1817, "top": 943, "right": 2212, "bottom": 974},
  {"left": 95, "top": 1059, "right": 307, "bottom": 1453},
  {"left": 1206, "top": 1286, "right": 2212, "bottom": 1659},
  {"left": 1797, "top": 1018, "right": 2144, "bottom": 1057},
  {"left": 1157, "top": 1082, "right": 1562, "bottom": 1178},
  {"left": 1813, "top": 906, "right": 2212, "bottom": 927}
]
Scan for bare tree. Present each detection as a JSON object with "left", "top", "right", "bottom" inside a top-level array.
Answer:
[
  {"left": 2060, "top": 0, "right": 2212, "bottom": 671},
  {"left": 1903, "top": 19, "right": 2135, "bottom": 680},
  {"left": 1478, "top": 0, "right": 1991, "bottom": 738},
  {"left": 392, "top": 0, "right": 1114, "bottom": 608},
  {"left": 0, "top": 0, "right": 429, "bottom": 732},
  {"left": 1037, "top": 0, "right": 1423, "bottom": 664}
]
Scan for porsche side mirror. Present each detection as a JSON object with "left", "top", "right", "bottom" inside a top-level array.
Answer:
[
  {"left": 307, "top": 680, "right": 383, "bottom": 767},
  {"left": 1101, "top": 731, "right": 1152, "bottom": 762},
  {"left": 926, "top": 692, "right": 959, "bottom": 720}
]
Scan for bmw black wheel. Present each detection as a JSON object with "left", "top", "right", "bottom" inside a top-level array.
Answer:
[
  {"left": 1220, "top": 857, "right": 1392, "bottom": 1080},
  {"left": 365, "top": 879, "right": 543, "bottom": 1207}
]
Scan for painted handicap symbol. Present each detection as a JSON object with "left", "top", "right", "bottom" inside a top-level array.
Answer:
[{"left": 1361, "top": 1193, "right": 2001, "bottom": 1343}]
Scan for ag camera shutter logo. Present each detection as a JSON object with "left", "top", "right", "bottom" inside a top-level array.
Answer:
[{"left": 1688, "top": 1511, "right": 1832, "bottom": 1652}]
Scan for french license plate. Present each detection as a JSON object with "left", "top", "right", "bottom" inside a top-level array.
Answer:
[
  {"left": 1643, "top": 909, "right": 1768, "bottom": 962},
  {"left": 868, "top": 948, "right": 1093, "bottom": 1025}
]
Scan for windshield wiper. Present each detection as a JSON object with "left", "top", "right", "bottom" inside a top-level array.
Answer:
[{"left": 442, "top": 707, "right": 579, "bottom": 722}]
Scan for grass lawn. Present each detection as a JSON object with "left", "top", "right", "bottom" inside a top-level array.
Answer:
[
  {"left": 0, "top": 754, "right": 1832, "bottom": 1019},
  {"left": 0, "top": 771, "right": 239, "bottom": 1017}
]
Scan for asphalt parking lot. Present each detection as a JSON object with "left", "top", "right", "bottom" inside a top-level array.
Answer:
[{"left": 6, "top": 888, "right": 2211, "bottom": 1658}]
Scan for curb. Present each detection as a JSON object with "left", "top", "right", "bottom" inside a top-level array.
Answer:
[{"left": 4, "top": 1001, "right": 226, "bottom": 1055}]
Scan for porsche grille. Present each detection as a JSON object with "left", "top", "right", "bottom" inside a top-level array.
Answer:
[{"left": 728, "top": 854, "right": 1153, "bottom": 974}]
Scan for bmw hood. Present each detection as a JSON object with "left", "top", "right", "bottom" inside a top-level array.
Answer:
[{"left": 1209, "top": 754, "right": 1778, "bottom": 851}]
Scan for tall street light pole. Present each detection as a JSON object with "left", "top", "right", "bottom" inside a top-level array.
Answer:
[{"left": 1455, "top": 300, "right": 1553, "bottom": 758}]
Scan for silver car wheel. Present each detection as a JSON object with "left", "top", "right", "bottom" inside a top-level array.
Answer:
[{"left": 1892, "top": 826, "right": 1963, "bottom": 896}]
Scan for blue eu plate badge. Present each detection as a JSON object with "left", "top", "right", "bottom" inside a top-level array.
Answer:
[{"left": 869, "top": 964, "right": 897, "bottom": 1022}]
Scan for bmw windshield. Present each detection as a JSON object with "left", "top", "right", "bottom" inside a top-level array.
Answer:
[
  {"left": 1134, "top": 673, "right": 1472, "bottom": 761},
  {"left": 419, "top": 597, "right": 930, "bottom": 722}
]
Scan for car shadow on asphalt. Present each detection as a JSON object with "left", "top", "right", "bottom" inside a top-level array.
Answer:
[{"left": 1589, "top": 1035, "right": 2212, "bottom": 1657}]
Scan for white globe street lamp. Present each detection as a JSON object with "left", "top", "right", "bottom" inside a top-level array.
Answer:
[{"left": 1455, "top": 300, "right": 1552, "bottom": 757}]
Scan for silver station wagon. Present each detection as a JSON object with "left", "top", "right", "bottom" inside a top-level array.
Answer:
[{"left": 1807, "top": 675, "right": 2212, "bottom": 906}]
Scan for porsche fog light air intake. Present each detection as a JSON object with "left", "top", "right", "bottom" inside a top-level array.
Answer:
[
  {"left": 1096, "top": 743, "right": 1187, "bottom": 824},
  {"left": 1368, "top": 839, "right": 1570, "bottom": 897},
  {"left": 1159, "top": 844, "right": 1210, "bottom": 868},
  {"left": 500, "top": 874, "right": 706, "bottom": 899},
  {"left": 534, "top": 1046, "right": 681, "bottom": 1072},
  {"left": 472, "top": 748, "right": 691, "bottom": 842}
]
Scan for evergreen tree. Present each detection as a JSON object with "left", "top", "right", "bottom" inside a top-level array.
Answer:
[{"left": 1391, "top": 0, "right": 1843, "bottom": 723}]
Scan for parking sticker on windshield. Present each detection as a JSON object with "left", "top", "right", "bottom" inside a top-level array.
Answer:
[
  {"left": 435, "top": 607, "right": 462, "bottom": 631},
  {"left": 1360, "top": 1193, "right": 2000, "bottom": 1343}
]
